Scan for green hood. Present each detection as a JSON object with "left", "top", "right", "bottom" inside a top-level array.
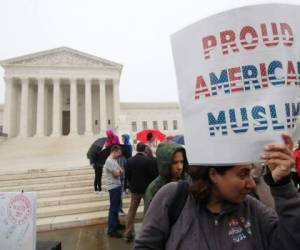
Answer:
[
  {"left": 143, "top": 141, "right": 188, "bottom": 213},
  {"left": 156, "top": 141, "right": 188, "bottom": 180}
]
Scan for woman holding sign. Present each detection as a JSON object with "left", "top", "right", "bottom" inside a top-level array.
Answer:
[{"left": 135, "top": 133, "right": 300, "bottom": 250}]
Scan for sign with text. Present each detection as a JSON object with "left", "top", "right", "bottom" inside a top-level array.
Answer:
[
  {"left": 0, "top": 192, "right": 37, "bottom": 250},
  {"left": 171, "top": 4, "right": 300, "bottom": 165}
]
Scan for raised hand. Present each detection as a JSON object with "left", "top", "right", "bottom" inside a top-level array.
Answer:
[{"left": 261, "top": 133, "right": 295, "bottom": 182}]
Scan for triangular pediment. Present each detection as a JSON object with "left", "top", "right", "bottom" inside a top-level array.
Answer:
[{"left": 0, "top": 47, "right": 122, "bottom": 68}]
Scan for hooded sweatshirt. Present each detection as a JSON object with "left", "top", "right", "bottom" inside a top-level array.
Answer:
[
  {"left": 143, "top": 142, "right": 188, "bottom": 213},
  {"left": 122, "top": 133, "right": 131, "bottom": 145},
  {"left": 135, "top": 178, "right": 300, "bottom": 250},
  {"left": 105, "top": 128, "right": 120, "bottom": 146}
]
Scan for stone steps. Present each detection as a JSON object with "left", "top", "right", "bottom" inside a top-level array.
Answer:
[
  {"left": 38, "top": 192, "right": 105, "bottom": 207},
  {"left": 0, "top": 179, "right": 93, "bottom": 192},
  {"left": 37, "top": 206, "right": 144, "bottom": 232},
  {"left": 0, "top": 166, "right": 143, "bottom": 232},
  {"left": 0, "top": 173, "right": 94, "bottom": 187},
  {"left": 0, "top": 136, "right": 99, "bottom": 172},
  {"left": 37, "top": 186, "right": 95, "bottom": 198},
  {"left": 38, "top": 198, "right": 132, "bottom": 218},
  {"left": 0, "top": 168, "right": 94, "bottom": 181}
]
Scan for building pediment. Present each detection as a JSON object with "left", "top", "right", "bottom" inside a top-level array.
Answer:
[{"left": 0, "top": 47, "right": 122, "bottom": 69}]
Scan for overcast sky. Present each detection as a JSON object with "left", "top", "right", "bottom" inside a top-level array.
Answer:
[{"left": 0, "top": 0, "right": 295, "bottom": 104}]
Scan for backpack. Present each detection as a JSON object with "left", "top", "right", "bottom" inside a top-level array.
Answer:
[
  {"left": 168, "top": 180, "right": 189, "bottom": 227},
  {"left": 87, "top": 144, "right": 100, "bottom": 164}
]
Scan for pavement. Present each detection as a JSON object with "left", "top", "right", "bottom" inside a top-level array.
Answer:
[{"left": 37, "top": 223, "right": 142, "bottom": 250}]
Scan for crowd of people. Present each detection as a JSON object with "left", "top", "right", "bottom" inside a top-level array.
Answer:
[{"left": 88, "top": 129, "right": 300, "bottom": 249}]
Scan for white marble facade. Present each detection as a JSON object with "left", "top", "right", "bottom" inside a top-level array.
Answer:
[
  {"left": 0, "top": 47, "right": 122, "bottom": 137},
  {"left": 0, "top": 47, "right": 183, "bottom": 139}
]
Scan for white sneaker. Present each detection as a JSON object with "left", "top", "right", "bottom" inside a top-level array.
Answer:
[
  {"left": 119, "top": 210, "right": 126, "bottom": 216},
  {"left": 95, "top": 191, "right": 100, "bottom": 194}
]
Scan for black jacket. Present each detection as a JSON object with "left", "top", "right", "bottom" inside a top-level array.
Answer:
[
  {"left": 148, "top": 156, "right": 159, "bottom": 179},
  {"left": 126, "top": 153, "right": 156, "bottom": 193}
]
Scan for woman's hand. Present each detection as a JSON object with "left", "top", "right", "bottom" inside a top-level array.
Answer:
[{"left": 261, "top": 133, "right": 295, "bottom": 182}]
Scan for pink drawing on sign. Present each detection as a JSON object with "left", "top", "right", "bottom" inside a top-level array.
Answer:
[{"left": 7, "top": 194, "right": 32, "bottom": 225}]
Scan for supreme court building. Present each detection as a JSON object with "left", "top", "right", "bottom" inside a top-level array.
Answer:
[{"left": 0, "top": 47, "right": 183, "bottom": 140}]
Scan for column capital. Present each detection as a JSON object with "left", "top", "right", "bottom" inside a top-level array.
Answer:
[
  {"left": 84, "top": 78, "right": 93, "bottom": 85},
  {"left": 52, "top": 77, "right": 61, "bottom": 82},
  {"left": 37, "top": 78, "right": 45, "bottom": 84},
  {"left": 20, "top": 77, "right": 30, "bottom": 83},
  {"left": 112, "top": 78, "right": 120, "bottom": 85},
  {"left": 69, "top": 78, "right": 77, "bottom": 84},
  {"left": 84, "top": 77, "right": 93, "bottom": 82},
  {"left": 98, "top": 78, "right": 106, "bottom": 83}
]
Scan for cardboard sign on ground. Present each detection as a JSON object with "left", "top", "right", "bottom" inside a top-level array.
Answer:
[{"left": 0, "top": 192, "right": 37, "bottom": 250}]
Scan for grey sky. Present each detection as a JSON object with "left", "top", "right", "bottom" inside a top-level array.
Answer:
[{"left": 0, "top": 0, "right": 292, "bottom": 104}]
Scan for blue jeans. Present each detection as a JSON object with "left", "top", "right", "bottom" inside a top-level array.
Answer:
[{"left": 108, "top": 186, "right": 122, "bottom": 234}]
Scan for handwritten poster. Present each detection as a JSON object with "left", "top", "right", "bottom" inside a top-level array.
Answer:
[
  {"left": 171, "top": 3, "right": 300, "bottom": 165},
  {"left": 0, "top": 192, "right": 37, "bottom": 250}
]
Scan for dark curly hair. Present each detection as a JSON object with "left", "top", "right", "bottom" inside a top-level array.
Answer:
[{"left": 188, "top": 165, "right": 234, "bottom": 203}]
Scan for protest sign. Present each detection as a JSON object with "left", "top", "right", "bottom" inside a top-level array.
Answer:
[
  {"left": 171, "top": 3, "right": 300, "bottom": 165},
  {"left": 0, "top": 192, "right": 37, "bottom": 250}
]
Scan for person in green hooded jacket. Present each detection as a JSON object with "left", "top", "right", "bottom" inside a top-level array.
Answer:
[{"left": 143, "top": 141, "right": 188, "bottom": 213}]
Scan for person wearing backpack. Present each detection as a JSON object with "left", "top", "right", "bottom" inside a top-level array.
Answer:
[
  {"left": 135, "top": 133, "right": 300, "bottom": 250},
  {"left": 87, "top": 138, "right": 106, "bottom": 194},
  {"left": 143, "top": 141, "right": 188, "bottom": 213}
]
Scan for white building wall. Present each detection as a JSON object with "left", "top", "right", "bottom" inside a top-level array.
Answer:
[
  {"left": 0, "top": 105, "right": 3, "bottom": 133},
  {"left": 0, "top": 101, "right": 184, "bottom": 140},
  {"left": 119, "top": 102, "right": 184, "bottom": 142}
]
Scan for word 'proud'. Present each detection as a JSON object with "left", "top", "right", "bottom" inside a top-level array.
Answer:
[{"left": 202, "top": 22, "right": 293, "bottom": 60}]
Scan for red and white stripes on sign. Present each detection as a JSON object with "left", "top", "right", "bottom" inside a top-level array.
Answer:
[
  {"left": 240, "top": 26, "right": 259, "bottom": 50},
  {"left": 259, "top": 63, "right": 269, "bottom": 88},
  {"left": 281, "top": 23, "right": 294, "bottom": 46},
  {"left": 222, "top": 43, "right": 239, "bottom": 55},
  {"left": 287, "top": 61, "right": 297, "bottom": 85},
  {"left": 195, "top": 76, "right": 210, "bottom": 100},
  {"left": 202, "top": 22, "right": 294, "bottom": 60},
  {"left": 221, "top": 30, "right": 239, "bottom": 55},
  {"left": 204, "top": 51, "right": 211, "bottom": 60},
  {"left": 228, "top": 68, "right": 243, "bottom": 93},
  {"left": 261, "top": 23, "right": 280, "bottom": 47},
  {"left": 203, "top": 35, "right": 217, "bottom": 60}
]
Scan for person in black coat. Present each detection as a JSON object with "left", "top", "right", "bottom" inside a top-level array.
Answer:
[
  {"left": 123, "top": 143, "right": 156, "bottom": 241},
  {"left": 144, "top": 145, "right": 159, "bottom": 179}
]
